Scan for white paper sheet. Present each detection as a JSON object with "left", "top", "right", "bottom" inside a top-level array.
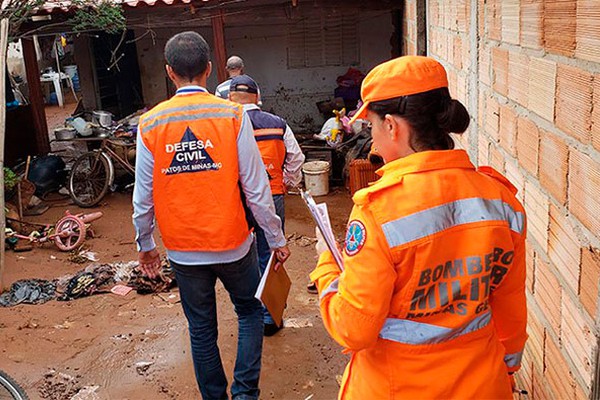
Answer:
[{"left": 300, "top": 190, "right": 344, "bottom": 271}]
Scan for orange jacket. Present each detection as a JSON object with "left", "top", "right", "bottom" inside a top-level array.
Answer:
[
  {"left": 246, "top": 109, "right": 287, "bottom": 195},
  {"left": 139, "top": 92, "right": 250, "bottom": 251},
  {"left": 310, "top": 150, "right": 527, "bottom": 399}
]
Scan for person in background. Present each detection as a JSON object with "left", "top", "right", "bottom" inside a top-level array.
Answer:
[
  {"left": 133, "top": 32, "right": 290, "bottom": 400},
  {"left": 229, "top": 74, "right": 305, "bottom": 336},
  {"left": 215, "top": 55, "right": 261, "bottom": 102},
  {"left": 310, "top": 56, "right": 527, "bottom": 399}
]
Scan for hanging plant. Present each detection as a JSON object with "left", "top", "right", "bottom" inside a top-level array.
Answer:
[{"left": 1, "top": 0, "right": 126, "bottom": 40}]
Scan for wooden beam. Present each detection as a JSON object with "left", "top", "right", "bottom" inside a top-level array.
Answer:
[
  {"left": 22, "top": 37, "right": 50, "bottom": 155},
  {"left": 211, "top": 8, "right": 227, "bottom": 83},
  {"left": 73, "top": 34, "right": 98, "bottom": 110},
  {"left": 0, "top": 18, "right": 10, "bottom": 292}
]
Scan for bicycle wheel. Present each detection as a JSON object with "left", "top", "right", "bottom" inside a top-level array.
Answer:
[
  {"left": 0, "top": 370, "right": 29, "bottom": 400},
  {"left": 68, "top": 152, "right": 111, "bottom": 208},
  {"left": 53, "top": 215, "right": 87, "bottom": 251}
]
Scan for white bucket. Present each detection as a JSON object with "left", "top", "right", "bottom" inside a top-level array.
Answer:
[{"left": 302, "top": 161, "right": 330, "bottom": 196}]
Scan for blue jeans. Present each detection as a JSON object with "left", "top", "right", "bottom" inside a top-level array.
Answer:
[
  {"left": 252, "top": 194, "right": 285, "bottom": 325},
  {"left": 171, "top": 243, "right": 263, "bottom": 400}
]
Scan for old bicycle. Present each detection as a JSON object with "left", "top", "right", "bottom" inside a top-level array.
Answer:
[{"left": 67, "top": 133, "right": 136, "bottom": 208}]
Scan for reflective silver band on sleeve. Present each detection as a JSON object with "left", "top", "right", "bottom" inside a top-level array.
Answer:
[
  {"left": 504, "top": 351, "right": 524, "bottom": 368},
  {"left": 382, "top": 198, "right": 525, "bottom": 249},
  {"left": 379, "top": 311, "right": 492, "bottom": 345},
  {"left": 319, "top": 278, "right": 340, "bottom": 300}
]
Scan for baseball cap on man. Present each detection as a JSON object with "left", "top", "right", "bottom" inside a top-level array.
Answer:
[
  {"left": 230, "top": 74, "right": 259, "bottom": 94},
  {"left": 349, "top": 56, "right": 449, "bottom": 125}
]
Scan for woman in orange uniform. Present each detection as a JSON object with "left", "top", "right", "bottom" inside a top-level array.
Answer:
[{"left": 310, "top": 56, "right": 527, "bottom": 399}]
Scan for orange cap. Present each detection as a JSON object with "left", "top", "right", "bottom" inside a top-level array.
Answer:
[{"left": 349, "top": 56, "right": 449, "bottom": 125}]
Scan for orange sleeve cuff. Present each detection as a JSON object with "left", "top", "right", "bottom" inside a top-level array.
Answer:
[{"left": 310, "top": 251, "right": 341, "bottom": 291}]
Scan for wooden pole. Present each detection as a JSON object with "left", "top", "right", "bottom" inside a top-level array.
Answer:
[
  {"left": 211, "top": 8, "right": 227, "bottom": 83},
  {"left": 1, "top": 18, "right": 11, "bottom": 291},
  {"left": 22, "top": 37, "right": 49, "bottom": 154}
]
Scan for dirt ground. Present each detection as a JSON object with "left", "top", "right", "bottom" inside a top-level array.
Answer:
[{"left": 0, "top": 190, "right": 354, "bottom": 400}]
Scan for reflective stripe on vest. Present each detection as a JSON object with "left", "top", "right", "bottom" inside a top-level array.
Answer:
[
  {"left": 320, "top": 277, "right": 340, "bottom": 300},
  {"left": 382, "top": 198, "right": 524, "bottom": 249},
  {"left": 146, "top": 103, "right": 239, "bottom": 121},
  {"left": 254, "top": 128, "right": 285, "bottom": 142},
  {"left": 247, "top": 110, "right": 287, "bottom": 195},
  {"left": 140, "top": 92, "right": 249, "bottom": 251},
  {"left": 504, "top": 351, "right": 523, "bottom": 368},
  {"left": 144, "top": 110, "right": 239, "bottom": 132},
  {"left": 379, "top": 311, "right": 492, "bottom": 345}
]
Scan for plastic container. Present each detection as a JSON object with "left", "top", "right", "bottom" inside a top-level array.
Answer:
[
  {"left": 48, "top": 92, "right": 58, "bottom": 105},
  {"left": 64, "top": 65, "right": 80, "bottom": 92},
  {"left": 70, "top": 117, "right": 93, "bottom": 137},
  {"left": 302, "top": 161, "right": 330, "bottom": 196}
]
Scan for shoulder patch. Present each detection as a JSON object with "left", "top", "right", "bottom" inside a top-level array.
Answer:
[{"left": 345, "top": 220, "right": 367, "bottom": 256}]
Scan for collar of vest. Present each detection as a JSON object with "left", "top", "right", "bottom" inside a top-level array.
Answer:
[
  {"left": 352, "top": 150, "right": 475, "bottom": 205},
  {"left": 377, "top": 149, "right": 474, "bottom": 178},
  {"left": 176, "top": 86, "right": 208, "bottom": 95},
  {"left": 243, "top": 103, "right": 261, "bottom": 112}
]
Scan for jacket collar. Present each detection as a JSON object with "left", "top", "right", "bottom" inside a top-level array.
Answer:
[
  {"left": 242, "top": 103, "right": 261, "bottom": 111},
  {"left": 176, "top": 85, "right": 208, "bottom": 95},
  {"left": 377, "top": 149, "right": 475, "bottom": 178}
]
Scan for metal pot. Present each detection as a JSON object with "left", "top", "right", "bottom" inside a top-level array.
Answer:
[
  {"left": 54, "top": 127, "right": 77, "bottom": 140},
  {"left": 93, "top": 110, "right": 113, "bottom": 128}
]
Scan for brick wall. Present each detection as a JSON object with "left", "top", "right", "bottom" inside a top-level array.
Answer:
[
  {"left": 403, "top": 0, "right": 418, "bottom": 55},
  {"left": 422, "top": 0, "right": 600, "bottom": 398}
]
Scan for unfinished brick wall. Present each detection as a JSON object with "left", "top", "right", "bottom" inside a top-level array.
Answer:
[
  {"left": 423, "top": 0, "right": 600, "bottom": 398},
  {"left": 403, "top": 0, "right": 418, "bottom": 55}
]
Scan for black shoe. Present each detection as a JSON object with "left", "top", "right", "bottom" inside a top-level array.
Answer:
[{"left": 264, "top": 323, "right": 282, "bottom": 337}]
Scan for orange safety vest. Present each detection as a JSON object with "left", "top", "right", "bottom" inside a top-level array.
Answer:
[
  {"left": 310, "top": 150, "right": 527, "bottom": 399},
  {"left": 139, "top": 91, "right": 250, "bottom": 251},
  {"left": 246, "top": 109, "right": 287, "bottom": 195}
]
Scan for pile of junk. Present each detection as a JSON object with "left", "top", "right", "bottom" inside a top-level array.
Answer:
[
  {"left": 3, "top": 108, "right": 145, "bottom": 252},
  {"left": 53, "top": 108, "right": 143, "bottom": 141},
  {"left": 310, "top": 68, "right": 383, "bottom": 194}
]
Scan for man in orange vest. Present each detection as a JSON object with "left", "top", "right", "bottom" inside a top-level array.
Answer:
[
  {"left": 311, "top": 56, "right": 527, "bottom": 399},
  {"left": 132, "top": 32, "right": 290, "bottom": 400},
  {"left": 229, "top": 75, "right": 305, "bottom": 336}
]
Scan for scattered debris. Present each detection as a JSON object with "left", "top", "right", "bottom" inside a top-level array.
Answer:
[
  {"left": 156, "top": 292, "right": 180, "bottom": 304},
  {"left": 18, "top": 319, "right": 39, "bottom": 330},
  {"left": 283, "top": 318, "right": 313, "bottom": 328},
  {"left": 110, "top": 284, "right": 133, "bottom": 296},
  {"left": 71, "top": 385, "right": 100, "bottom": 400},
  {"left": 54, "top": 320, "right": 74, "bottom": 330},
  {"left": 302, "top": 380, "right": 314, "bottom": 389},
  {"left": 110, "top": 334, "right": 131, "bottom": 341},
  {"left": 39, "top": 370, "right": 82, "bottom": 400},
  {"left": 0, "top": 279, "right": 57, "bottom": 307},
  {"left": 135, "top": 361, "right": 154, "bottom": 375},
  {"left": 69, "top": 246, "right": 99, "bottom": 264},
  {"left": 286, "top": 232, "right": 317, "bottom": 247}
]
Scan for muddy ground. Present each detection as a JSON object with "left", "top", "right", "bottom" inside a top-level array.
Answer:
[{"left": 0, "top": 190, "right": 354, "bottom": 400}]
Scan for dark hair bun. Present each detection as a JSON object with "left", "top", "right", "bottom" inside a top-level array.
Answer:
[{"left": 436, "top": 98, "right": 470, "bottom": 134}]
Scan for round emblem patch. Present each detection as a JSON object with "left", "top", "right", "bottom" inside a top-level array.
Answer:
[{"left": 345, "top": 220, "right": 367, "bottom": 256}]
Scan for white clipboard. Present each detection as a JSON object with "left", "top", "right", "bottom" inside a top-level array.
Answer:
[{"left": 300, "top": 190, "right": 344, "bottom": 271}]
